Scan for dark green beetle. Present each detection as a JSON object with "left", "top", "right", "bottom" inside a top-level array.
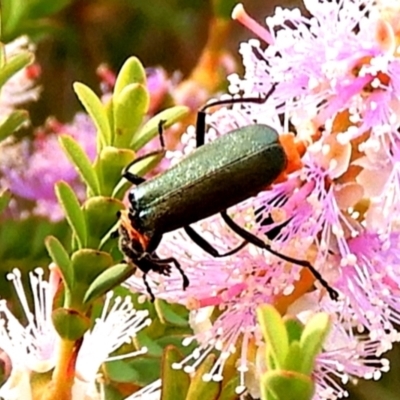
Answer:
[{"left": 118, "top": 96, "right": 339, "bottom": 302}]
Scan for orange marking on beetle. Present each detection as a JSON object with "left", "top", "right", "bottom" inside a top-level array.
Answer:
[
  {"left": 119, "top": 210, "right": 150, "bottom": 250},
  {"left": 274, "top": 133, "right": 305, "bottom": 183}
]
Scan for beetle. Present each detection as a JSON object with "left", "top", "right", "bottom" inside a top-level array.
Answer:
[{"left": 118, "top": 92, "right": 339, "bottom": 301}]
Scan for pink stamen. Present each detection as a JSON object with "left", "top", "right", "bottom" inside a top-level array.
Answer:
[
  {"left": 187, "top": 283, "right": 248, "bottom": 309},
  {"left": 232, "top": 3, "right": 274, "bottom": 45}
]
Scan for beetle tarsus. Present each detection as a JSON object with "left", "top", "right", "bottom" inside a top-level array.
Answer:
[{"left": 143, "top": 273, "right": 155, "bottom": 302}]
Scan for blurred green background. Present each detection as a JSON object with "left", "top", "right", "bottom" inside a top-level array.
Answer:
[{"left": 0, "top": 0, "right": 399, "bottom": 399}]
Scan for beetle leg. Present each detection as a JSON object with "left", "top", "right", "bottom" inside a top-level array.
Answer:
[
  {"left": 122, "top": 149, "right": 164, "bottom": 184},
  {"left": 184, "top": 225, "right": 247, "bottom": 257},
  {"left": 122, "top": 119, "right": 168, "bottom": 182},
  {"left": 123, "top": 172, "right": 147, "bottom": 185},
  {"left": 195, "top": 110, "right": 207, "bottom": 147},
  {"left": 220, "top": 210, "right": 339, "bottom": 301},
  {"left": 195, "top": 84, "right": 277, "bottom": 148},
  {"left": 150, "top": 254, "right": 189, "bottom": 290},
  {"left": 142, "top": 272, "right": 155, "bottom": 302},
  {"left": 110, "top": 229, "right": 119, "bottom": 239}
]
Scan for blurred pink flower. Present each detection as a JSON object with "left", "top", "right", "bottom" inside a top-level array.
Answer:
[
  {"left": 0, "top": 36, "right": 40, "bottom": 122},
  {"left": 1, "top": 113, "right": 96, "bottom": 221}
]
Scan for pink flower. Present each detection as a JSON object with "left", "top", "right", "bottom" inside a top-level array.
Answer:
[{"left": 125, "top": 1, "right": 400, "bottom": 398}]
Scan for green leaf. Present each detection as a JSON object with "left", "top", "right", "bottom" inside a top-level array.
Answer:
[
  {"left": 55, "top": 181, "right": 87, "bottom": 248},
  {"left": 52, "top": 307, "right": 90, "bottom": 340},
  {"left": 257, "top": 305, "right": 289, "bottom": 369},
  {"left": 0, "top": 189, "right": 11, "bottom": 214},
  {"left": 94, "top": 146, "right": 135, "bottom": 197},
  {"left": 73, "top": 82, "right": 111, "bottom": 148},
  {"left": 83, "top": 263, "right": 135, "bottom": 304},
  {"left": 134, "top": 332, "right": 164, "bottom": 358},
  {"left": 59, "top": 134, "right": 100, "bottom": 196},
  {"left": 0, "top": 52, "right": 33, "bottom": 88},
  {"left": 113, "top": 83, "right": 149, "bottom": 148},
  {"left": 105, "top": 359, "right": 141, "bottom": 382},
  {"left": 69, "top": 249, "right": 114, "bottom": 308},
  {"left": 107, "top": 357, "right": 161, "bottom": 386},
  {"left": 82, "top": 196, "right": 124, "bottom": 249},
  {"left": 0, "top": 110, "right": 29, "bottom": 140},
  {"left": 219, "top": 376, "right": 241, "bottom": 400},
  {"left": 104, "top": 97, "right": 115, "bottom": 135},
  {"left": 156, "top": 334, "right": 194, "bottom": 353},
  {"left": 0, "top": 45, "right": 5, "bottom": 68},
  {"left": 114, "top": 56, "right": 147, "bottom": 97},
  {"left": 72, "top": 249, "right": 114, "bottom": 286},
  {"left": 299, "top": 313, "right": 331, "bottom": 375},
  {"left": 161, "top": 346, "right": 190, "bottom": 400},
  {"left": 186, "top": 353, "right": 220, "bottom": 400},
  {"left": 45, "top": 236, "right": 73, "bottom": 293},
  {"left": 283, "top": 341, "right": 302, "bottom": 373},
  {"left": 1, "top": 0, "right": 28, "bottom": 39},
  {"left": 155, "top": 300, "right": 189, "bottom": 327},
  {"left": 261, "top": 370, "right": 314, "bottom": 400},
  {"left": 132, "top": 105, "right": 189, "bottom": 151},
  {"left": 284, "top": 318, "right": 303, "bottom": 343}
]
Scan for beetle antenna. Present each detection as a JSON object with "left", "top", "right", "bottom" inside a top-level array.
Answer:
[
  {"left": 196, "top": 83, "right": 277, "bottom": 147},
  {"left": 122, "top": 120, "right": 167, "bottom": 183},
  {"left": 157, "top": 119, "right": 166, "bottom": 148},
  {"left": 199, "top": 82, "right": 277, "bottom": 113}
]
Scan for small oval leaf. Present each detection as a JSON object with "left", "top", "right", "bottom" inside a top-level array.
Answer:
[
  {"left": 83, "top": 196, "right": 124, "bottom": 249},
  {"left": 299, "top": 313, "right": 331, "bottom": 375},
  {"left": 0, "top": 110, "right": 29, "bottom": 140},
  {"left": 55, "top": 181, "right": 87, "bottom": 248},
  {"left": 73, "top": 82, "right": 111, "bottom": 147},
  {"left": 257, "top": 305, "right": 289, "bottom": 369},
  {"left": 83, "top": 263, "right": 135, "bottom": 305},
  {"left": 114, "top": 56, "right": 147, "bottom": 97},
  {"left": 284, "top": 341, "right": 303, "bottom": 373},
  {"left": 261, "top": 370, "right": 314, "bottom": 400},
  {"left": 0, "top": 52, "right": 34, "bottom": 88},
  {"left": 186, "top": 353, "right": 220, "bottom": 400},
  {"left": 161, "top": 346, "right": 190, "bottom": 400},
  {"left": 45, "top": 236, "right": 73, "bottom": 293},
  {"left": 52, "top": 307, "right": 90, "bottom": 340},
  {"left": 72, "top": 248, "right": 114, "bottom": 286},
  {"left": 154, "top": 300, "right": 189, "bottom": 327},
  {"left": 113, "top": 83, "right": 149, "bottom": 148},
  {"left": 94, "top": 146, "right": 135, "bottom": 197},
  {"left": 59, "top": 134, "right": 100, "bottom": 196}
]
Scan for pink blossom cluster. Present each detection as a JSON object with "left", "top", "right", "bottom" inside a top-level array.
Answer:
[{"left": 126, "top": 1, "right": 400, "bottom": 398}]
